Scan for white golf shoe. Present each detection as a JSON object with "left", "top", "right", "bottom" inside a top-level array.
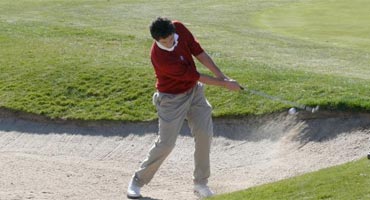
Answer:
[
  {"left": 127, "top": 179, "right": 142, "bottom": 199},
  {"left": 194, "top": 184, "right": 214, "bottom": 198}
]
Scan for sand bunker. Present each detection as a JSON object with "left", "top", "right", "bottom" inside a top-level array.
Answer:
[{"left": 0, "top": 110, "right": 369, "bottom": 200}]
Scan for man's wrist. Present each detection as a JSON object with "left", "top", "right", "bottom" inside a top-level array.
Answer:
[{"left": 221, "top": 79, "right": 228, "bottom": 88}]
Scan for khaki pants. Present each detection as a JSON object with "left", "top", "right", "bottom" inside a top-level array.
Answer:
[{"left": 134, "top": 83, "right": 213, "bottom": 186}]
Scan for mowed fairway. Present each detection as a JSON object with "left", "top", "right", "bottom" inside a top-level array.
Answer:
[{"left": 253, "top": 0, "right": 370, "bottom": 51}]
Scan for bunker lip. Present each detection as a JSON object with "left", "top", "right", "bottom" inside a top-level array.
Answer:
[
  {"left": 1, "top": 106, "right": 369, "bottom": 136},
  {"left": 0, "top": 109, "right": 369, "bottom": 200}
]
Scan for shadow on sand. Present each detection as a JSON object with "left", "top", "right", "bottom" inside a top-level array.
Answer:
[{"left": 1, "top": 107, "right": 369, "bottom": 143}]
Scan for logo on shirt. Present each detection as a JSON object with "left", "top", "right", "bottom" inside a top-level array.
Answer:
[{"left": 180, "top": 55, "right": 184, "bottom": 61}]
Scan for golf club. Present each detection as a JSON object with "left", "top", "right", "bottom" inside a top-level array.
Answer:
[{"left": 240, "top": 86, "right": 319, "bottom": 113}]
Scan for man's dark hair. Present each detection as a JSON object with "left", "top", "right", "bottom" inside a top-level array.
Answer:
[{"left": 150, "top": 17, "right": 176, "bottom": 41}]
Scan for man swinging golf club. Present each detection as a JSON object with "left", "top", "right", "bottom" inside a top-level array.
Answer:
[{"left": 127, "top": 17, "right": 241, "bottom": 199}]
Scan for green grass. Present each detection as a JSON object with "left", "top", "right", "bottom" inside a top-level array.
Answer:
[
  {"left": 1, "top": 0, "right": 370, "bottom": 121},
  {"left": 209, "top": 158, "right": 370, "bottom": 200},
  {"left": 252, "top": 0, "right": 370, "bottom": 51}
]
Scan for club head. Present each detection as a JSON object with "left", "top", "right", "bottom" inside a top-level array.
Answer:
[
  {"left": 311, "top": 106, "right": 320, "bottom": 113},
  {"left": 304, "top": 105, "right": 319, "bottom": 113}
]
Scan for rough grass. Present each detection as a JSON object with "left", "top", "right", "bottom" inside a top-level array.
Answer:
[{"left": 1, "top": 0, "right": 370, "bottom": 121}]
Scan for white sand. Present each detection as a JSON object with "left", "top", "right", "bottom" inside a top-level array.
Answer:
[{"left": 0, "top": 110, "right": 369, "bottom": 200}]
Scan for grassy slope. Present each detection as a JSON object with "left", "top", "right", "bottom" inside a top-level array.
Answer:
[
  {"left": 209, "top": 158, "right": 370, "bottom": 200},
  {"left": 1, "top": 0, "right": 370, "bottom": 121}
]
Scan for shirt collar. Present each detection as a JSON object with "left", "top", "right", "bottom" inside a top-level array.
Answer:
[{"left": 155, "top": 33, "right": 179, "bottom": 52}]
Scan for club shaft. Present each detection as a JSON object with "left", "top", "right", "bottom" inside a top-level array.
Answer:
[{"left": 241, "top": 87, "right": 312, "bottom": 111}]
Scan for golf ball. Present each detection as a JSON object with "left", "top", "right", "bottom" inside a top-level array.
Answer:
[{"left": 288, "top": 107, "right": 297, "bottom": 115}]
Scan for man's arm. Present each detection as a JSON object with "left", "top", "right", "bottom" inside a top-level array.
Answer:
[
  {"left": 196, "top": 51, "right": 241, "bottom": 91},
  {"left": 199, "top": 74, "right": 241, "bottom": 91},
  {"left": 195, "top": 51, "right": 228, "bottom": 80}
]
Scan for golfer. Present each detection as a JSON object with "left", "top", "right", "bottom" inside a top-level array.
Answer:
[{"left": 127, "top": 17, "right": 241, "bottom": 199}]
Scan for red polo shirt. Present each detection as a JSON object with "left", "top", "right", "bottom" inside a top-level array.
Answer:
[{"left": 150, "top": 21, "right": 204, "bottom": 94}]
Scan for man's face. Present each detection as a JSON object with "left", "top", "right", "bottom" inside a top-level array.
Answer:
[{"left": 158, "top": 34, "right": 175, "bottom": 49}]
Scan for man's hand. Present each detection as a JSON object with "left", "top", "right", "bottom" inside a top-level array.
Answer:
[
  {"left": 216, "top": 74, "right": 229, "bottom": 81},
  {"left": 223, "top": 79, "right": 242, "bottom": 91}
]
